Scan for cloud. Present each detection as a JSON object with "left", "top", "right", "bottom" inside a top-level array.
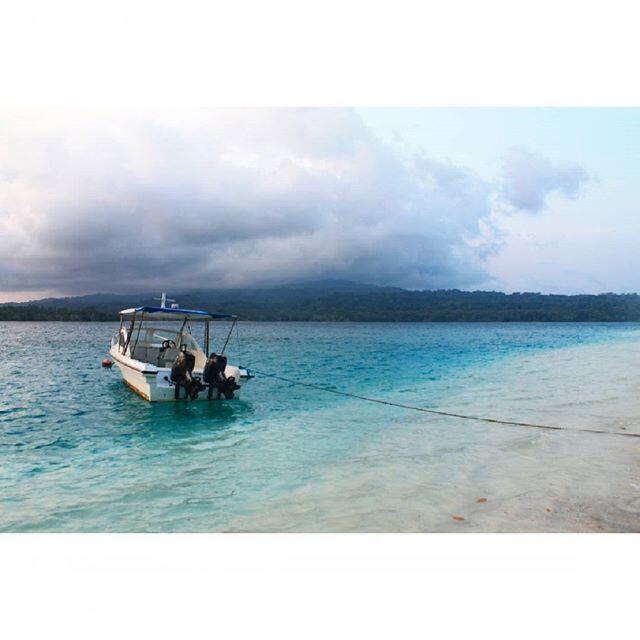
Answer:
[
  {"left": 0, "top": 109, "right": 499, "bottom": 295},
  {"left": 501, "top": 147, "right": 589, "bottom": 213}
]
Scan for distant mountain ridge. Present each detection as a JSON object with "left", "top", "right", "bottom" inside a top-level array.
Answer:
[
  {"left": 2, "top": 280, "right": 640, "bottom": 322},
  {"left": 10, "top": 279, "right": 387, "bottom": 311}
]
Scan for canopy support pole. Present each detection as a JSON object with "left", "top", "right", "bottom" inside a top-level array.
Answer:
[
  {"left": 131, "top": 312, "right": 145, "bottom": 356},
  {"left": 122, "top": 313, "right": 137, "bottom": 355},
  {"left": 220, "top": 318, "right": 237, "bottom": 355}
]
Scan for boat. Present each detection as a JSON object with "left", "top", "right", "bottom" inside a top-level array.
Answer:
[{"left": 108, "top": 294, "right": 251, "bottom": 402}]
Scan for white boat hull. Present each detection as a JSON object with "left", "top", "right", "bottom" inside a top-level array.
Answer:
[{"left": 109, "top": 346, "right": 246, "bottom": 402}]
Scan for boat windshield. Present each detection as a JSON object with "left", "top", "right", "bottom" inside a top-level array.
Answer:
[{"left": 126, "top": 326, "right": 206, "bottom": 369}]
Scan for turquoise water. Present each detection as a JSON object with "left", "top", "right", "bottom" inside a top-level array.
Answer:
[{"left": 1, "top": 321, "right": 638, "bottom": 532}]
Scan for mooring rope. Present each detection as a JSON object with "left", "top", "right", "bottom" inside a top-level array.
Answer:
[{"left": 250, "top": 369, "right": 640, "bottom": 440}]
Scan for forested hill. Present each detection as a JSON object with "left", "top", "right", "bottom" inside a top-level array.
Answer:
[{"left": 2, "top": 281, "right": 640, "bottom": 322}]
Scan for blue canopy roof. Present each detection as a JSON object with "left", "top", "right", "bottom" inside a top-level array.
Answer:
[{"left": 119, "top": 306, "right": 235, "bottom": 320}]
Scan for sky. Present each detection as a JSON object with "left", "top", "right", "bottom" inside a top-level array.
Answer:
[{"left": 0, "top": 107, "right": 638, "bottom": 302}]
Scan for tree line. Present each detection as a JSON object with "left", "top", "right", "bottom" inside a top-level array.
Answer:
[{"left": 3, "top": 289, "right": 640, "bottom": 322}]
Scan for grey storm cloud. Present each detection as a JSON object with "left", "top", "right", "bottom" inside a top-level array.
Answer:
[
  {"left": 1, "top": 109, "right": 499, "bottom": 295},
  {"left": 501, "top": 147, "right": 589, "bottom": 213}
]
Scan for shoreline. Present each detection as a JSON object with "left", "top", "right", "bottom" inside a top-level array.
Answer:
[{"left": 227, "top": 338, "right": 640, "bottom": 533}]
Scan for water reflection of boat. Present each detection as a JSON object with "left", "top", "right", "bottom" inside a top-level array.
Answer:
[{"left": 108, "top": 294, "right": 250, "bottom": 402}]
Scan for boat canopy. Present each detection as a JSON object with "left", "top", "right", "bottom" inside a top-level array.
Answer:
[{"left": 118, "top": 306, "right": 236, "bottom": 320}]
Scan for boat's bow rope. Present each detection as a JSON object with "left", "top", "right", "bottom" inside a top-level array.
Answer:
[{"left": 250, "top": 369, "right": 640, "bottom": 440}]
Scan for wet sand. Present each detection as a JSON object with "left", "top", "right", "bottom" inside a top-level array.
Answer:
[{"left": 229, "top": 339, "right": 640, "bottom": 532}]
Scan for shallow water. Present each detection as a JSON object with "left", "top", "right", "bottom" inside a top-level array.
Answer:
[{"left": 0, "top": 321, "right": 638, "bottom": 532}]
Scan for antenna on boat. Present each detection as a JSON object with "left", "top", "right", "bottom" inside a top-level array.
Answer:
[{"left": 155, "top": 292, "right": 176, "bottom": 309}]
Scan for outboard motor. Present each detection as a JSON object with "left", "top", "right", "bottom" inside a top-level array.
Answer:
[
  {"left": 170, "top": 351, "right": 188, "bottom": 399},
  {"left": 218, "top": 355, "right": 241, "bottom": 399},
  {"left": 203, "top": 353, "right": 223, "bottom": 400},
  {"left": 171, "top": 346, "right": 200, "bottom": 400},
  {"left": 221, "top": 375, "right": 240, "bottom": 400},
  {"left": 203, "top": 353, "right": 239, "bottom": 400}
]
